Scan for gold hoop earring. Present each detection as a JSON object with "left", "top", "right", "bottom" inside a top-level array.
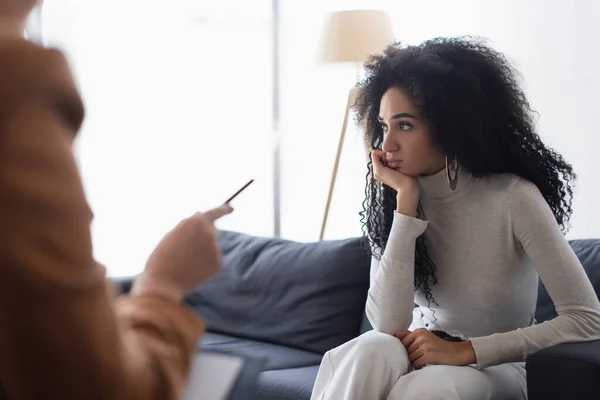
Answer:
[{"left": 446, "top": 155, "right": 458, "bottom": 191}]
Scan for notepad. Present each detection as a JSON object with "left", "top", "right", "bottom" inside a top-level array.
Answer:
[{"left": 181, "top": 352, "right": 244, "bottom": 400}]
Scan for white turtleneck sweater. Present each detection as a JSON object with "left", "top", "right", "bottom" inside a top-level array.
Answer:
[{"left": 365, "top": 167, "right": 600, "bottom": 369}]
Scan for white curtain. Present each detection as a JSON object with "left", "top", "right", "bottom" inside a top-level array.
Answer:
[{"left": 42, "top": 0, "right": 274, "bottom": 277}]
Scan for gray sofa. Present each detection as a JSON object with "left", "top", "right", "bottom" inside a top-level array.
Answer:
[
  {"left": 187, "top": 231, "right": 371, "bottom": 400},
  {"left": 116, "top": 232, "right": 600, "bottom": 400}
]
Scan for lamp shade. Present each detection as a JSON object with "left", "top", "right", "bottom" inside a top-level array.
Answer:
[{"left": 318, "top": 9, "right": 395, "bottom": 64}]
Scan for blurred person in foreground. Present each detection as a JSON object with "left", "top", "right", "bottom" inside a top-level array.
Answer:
[{"left": 0, "top": 1, "right": 233, "bottom": 399}]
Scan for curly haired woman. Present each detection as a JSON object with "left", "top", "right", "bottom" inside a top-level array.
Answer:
[{"left": 310, "top": 37, "right": 600, "bottom": 400}]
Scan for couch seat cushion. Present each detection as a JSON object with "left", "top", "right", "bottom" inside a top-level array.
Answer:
[
  {"left": 200, "top": 332, "right": 322, "bottom": 371},
  {"left": 257, "top": 365, "right": 319, "bottom": 400}
]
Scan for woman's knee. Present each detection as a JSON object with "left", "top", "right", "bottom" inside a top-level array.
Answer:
[{"left": 350, "top": 331, "right": 409, "bottom": 365}]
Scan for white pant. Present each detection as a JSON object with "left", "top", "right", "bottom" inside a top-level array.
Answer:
[{"left": 310, "top": 331, "right": 527, "bottom": 400}]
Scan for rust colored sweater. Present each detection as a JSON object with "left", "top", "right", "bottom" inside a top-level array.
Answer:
[{"left": 0, "top": 38, "right": 204, "bottom": 399}]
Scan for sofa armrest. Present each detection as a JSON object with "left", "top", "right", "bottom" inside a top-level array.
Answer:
[
  {"left": 110, "top": 275, "right": 137, "bottom": 295},
  {"left": 526, "top": 340, "right": 600, "bottom": 400}
]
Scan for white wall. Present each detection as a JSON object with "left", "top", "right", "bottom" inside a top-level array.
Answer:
[
  {"left": 462, "top": 0, "right": 600, "bottom": 239},
  {"left": 280, "top": 0, "right": 600, "bottom": 241}
]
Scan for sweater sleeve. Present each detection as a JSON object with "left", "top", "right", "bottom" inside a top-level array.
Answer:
[
  {"left": 366, "top": 212, "right": 428, "bottom": 334},
  {"left": 0, "top": 42, "right": 204, "bottom": 400},
  {"left": 470, "top": 177, "right": 600, "bottom": 369}
]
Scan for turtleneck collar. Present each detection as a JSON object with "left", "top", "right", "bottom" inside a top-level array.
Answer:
[{"left": 418, "top": 164, "right": 474, "bottom": 200}]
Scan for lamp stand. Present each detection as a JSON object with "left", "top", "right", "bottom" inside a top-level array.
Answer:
[{"left": 320, "top": 87, "right": 358, "bottom": 240}]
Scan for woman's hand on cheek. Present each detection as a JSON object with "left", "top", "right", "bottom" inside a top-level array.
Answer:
[
  {"left": 371, "top": 150, "right": 416, "bottom": 192},
  {"left": 395, "top": 329, "right": 477, "bottom": 369},
  {"left": 371, "top": 150, "right": 420, "bottom": 216}
]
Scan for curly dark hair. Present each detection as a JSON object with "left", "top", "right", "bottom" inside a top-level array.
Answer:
[{"left": 355, "top": 37, "right": 576, "bottom": 306}]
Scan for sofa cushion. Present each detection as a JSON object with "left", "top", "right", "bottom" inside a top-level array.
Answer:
[
  {"left": 186, "top": 231, "right": 371, "bottom": 354},
  {"left": 536, "top": 239, "right": 600, "bottom": 322},
  {"left": 257, "top": 365, "right": 319, "bottom": 400},
  {"left": 200, "top": 332, "right": 322, "bottom": 371}
]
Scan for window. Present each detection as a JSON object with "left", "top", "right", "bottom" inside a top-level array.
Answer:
[{"left": 43, "top": 0, "right": 273, "bottom": 276}]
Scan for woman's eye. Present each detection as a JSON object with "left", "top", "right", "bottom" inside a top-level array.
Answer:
[
  {"left": 380, "top": 124, "right": 389, "bottom": 133},
  {"left": 399, "top": 122, "right": 412, "bottom": 131}
]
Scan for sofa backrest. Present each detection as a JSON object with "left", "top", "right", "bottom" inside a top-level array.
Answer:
[
  {"left": 185, "top": 231, "right": 371, "bottom": 355},
  {"left": 536, "top": 239, "right": 600, "bottom": 323},
  {"left": 185, "top": 233, "right": 600, "bottom": 351}
]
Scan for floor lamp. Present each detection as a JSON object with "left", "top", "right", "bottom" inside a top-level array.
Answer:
[{"left": 318, "top": 10, "right": 394, "bottom": 240}]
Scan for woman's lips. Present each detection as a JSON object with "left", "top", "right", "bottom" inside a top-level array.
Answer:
[{"left": 386, "top": 160, "right": 403, "bottom": 169}]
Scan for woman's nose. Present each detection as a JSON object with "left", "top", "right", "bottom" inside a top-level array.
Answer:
[{"left": 382, "top": 134, "right": 397, "bottom": 153}]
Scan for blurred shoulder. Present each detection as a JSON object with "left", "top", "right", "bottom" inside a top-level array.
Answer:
[
  {"left": 0, "top": 38, "right": 83, "bottom": 130},
  {"left": 0, "top": 38, "right": 70, "bottom": 82}
]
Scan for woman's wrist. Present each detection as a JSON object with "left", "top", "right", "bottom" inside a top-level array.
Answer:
[
  {"left": 131, "top": 276, "right": 184, "bottom": 303},
  {"left": 459, "top": 340, "right": 477, "bottom": 365},
  {"left": 395, "top": 192, "right": 419, "bottom": 217}
]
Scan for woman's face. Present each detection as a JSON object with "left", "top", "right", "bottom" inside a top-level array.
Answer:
[{"left": 378, "top": 87, "right": 446, "bottom": 177}]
